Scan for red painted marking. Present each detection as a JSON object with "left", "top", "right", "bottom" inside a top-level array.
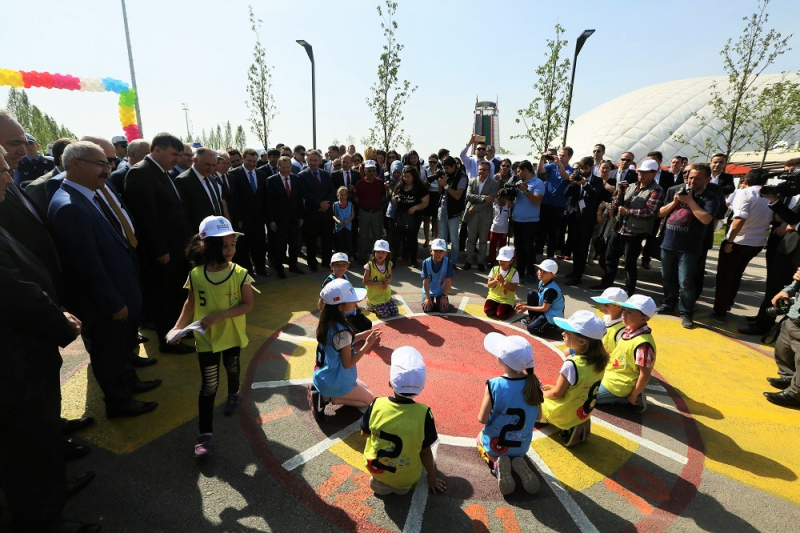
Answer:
[
  {"left": 332, "top": 471, "right": 374, "bottom": 520},
  {"left": 464, "top": 503, "right": 490, "bottom": 533},
  {"left": 317, "top": 464, "right": 351, "bottom": 499},
  {"left": 255, "top": 406, "right": 293, "bottom": 425},
  {"left": 494, "top": 506, "right": 521, "bottom": 533},
  {"left": 605, "top": 477, "right": 653, "bottom": 515},
  {"left": 618, "top": 465, "right": 669, "bottom": 501}
]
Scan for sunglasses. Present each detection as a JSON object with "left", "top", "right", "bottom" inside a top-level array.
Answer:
[
  {"left": 592, "top": 149, "right": 604, "bottom": 153},
  {"left": 620, "top": 158, "right": 632, "bottom": 162}
]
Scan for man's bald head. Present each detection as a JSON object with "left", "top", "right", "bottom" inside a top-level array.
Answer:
[
  {"left": 80, "top": 136, "right": 116, "bottom": 159},
  {"left": 0, "top": 110, "right": 28, "bottom": 171}
]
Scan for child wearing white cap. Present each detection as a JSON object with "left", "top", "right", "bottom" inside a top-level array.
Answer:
[
  {"left": 484, "top": 246, "right": 519, "bottom": 320},
  {"left": 364, "top": 240, "right": 399, "bottom": 319},
  {"left": 168, "top": 216, "right": 253, "bottom": 458},
  {"left": 310, "top": 279, "right": 382, "bottom": 421},
  {"left": 361, "top": 347, "right": 447, "bottom": 496},
  {"left": 318, "top": 252, "right": 372, "bottom": 333},
  {"left": 590, "top": 287, "right": 629, "bottom": 354},
  {"left": 514, "top": 259, "right": 565, "bottom": 337},
  {"left": 596, "top": 295, "right": 658, "bottom": 413},
  {"left": 478, "top": 333, "right": 543, "bottom": 495},
  {"left": 421, "top": 239, "right": 456, "bottom": 313},
  {"left": 540, "top": 310, "right": 609, "bottom": 446}
]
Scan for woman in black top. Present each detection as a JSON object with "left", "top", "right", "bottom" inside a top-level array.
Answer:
[{"left": 391, "top": 165, "right": 430, "bottom": 267}]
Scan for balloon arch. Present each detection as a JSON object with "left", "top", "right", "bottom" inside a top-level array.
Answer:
[{"left": 0, "top": 68, "right": 141, "bottom": 141}]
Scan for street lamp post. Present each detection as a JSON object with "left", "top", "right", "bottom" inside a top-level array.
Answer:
[
  {"left": 296, "top": 40, "right": 316, "bottom": 150},
  {"left": 562, "top": 29, "right": 595, "bottom": 147}
]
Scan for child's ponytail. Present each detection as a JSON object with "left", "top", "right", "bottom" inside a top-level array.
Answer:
[{"left": 523, "top": 368, "right": 543, "bottom": 406}]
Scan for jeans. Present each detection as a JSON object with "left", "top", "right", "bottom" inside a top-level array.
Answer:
[
  {"left": 601, "top": 231, "right": 645, "bottom": 294},
  {"left": 438, "top": 214, "right": 462, "bottom": 261},
  {"left": 595, "top": 384, "right": 630, "bottom": 405},
  {"left": 512, "top": 220, "right": 538, "bottom": 278},
  {"left": 660, "top": 248, "right": 700, "bottom": 317}
]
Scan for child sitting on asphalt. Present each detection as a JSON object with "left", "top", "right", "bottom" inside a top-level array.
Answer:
[
  {"left": 515, "top": 259, "right": 565, "bottom": 337},
  {"left": 361, "top": 346, "right": 447, "bottom": 496},
  {"left": 364, "top": 240, "right": 399, "bottom": 319},
  {"left": 590, "top": 287, "right": 629, "bottom": 354},
  {"left": 484, "top": 246, "right": 519, "bottom": 320},
  {"left": 596, "top": 295, "right": 658, "bottom": 413},
  {"left": 421, "top": 238, "right": 455, "bottom": 313},
  {"left": 319, "top": 252, "right": 372, "bottom": 333}
]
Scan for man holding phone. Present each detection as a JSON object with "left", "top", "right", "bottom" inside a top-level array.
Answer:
[{"left": 459, "top": 134, "right": 489, "bottom": 179}]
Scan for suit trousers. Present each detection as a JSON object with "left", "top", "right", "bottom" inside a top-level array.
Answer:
[
  {"left": 465, "top": 211, "right": 492, "bottom": 264},
  {"left": 268, "top": 221, "right": 300, "bottom": 270},
  {"left": 84, "top": 318, "right": 139, "bottom": 405},
  {"left": 713, "top": 242, "right": 763, "bottom": 316},
  {"left": 512, "top": 220, "right": 538, "bottom": 278},
  {"left": 145, "top": 256, "right": 189, "bottom": 341},
  {"left": 535, "top": 204, "right": 565, "bottom": 257},
  {"left": 240, "top": 222, "right": 267, "bottom": 273},
  {"left": 565, "top": 214, "right": 595, "bottom": 279},
  {"left": 774, "top": 319, "right": 800, "bottom": 398},
  {"left": 304, "top": 216, "right": 333, "bottom": 268}
]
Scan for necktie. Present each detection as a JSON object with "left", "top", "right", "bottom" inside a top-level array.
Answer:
[
  {"left": 98, "top": 187, "right": 138, "bottom": 248},
  {"left": 94, "top": 192, "right": 127, "bottom": 246},
  {"left": 314, "top": 170, "right": 321, "bottom": 187},
  {"left": 249, "top": 171, "right": 257, "bottom": 192},
  {"left": 204, "top": 177, "right": 222, "bottom": 215},
  {"left": 284, "top": 177, "right": 291, "bottom": 198},
  {"left": 344, "top": 171, "right": 349, "bottom": 188}
]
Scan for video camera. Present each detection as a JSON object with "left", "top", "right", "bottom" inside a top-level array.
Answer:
[{"left": 761, "top": 168, "right": 800, "bottom": 198}]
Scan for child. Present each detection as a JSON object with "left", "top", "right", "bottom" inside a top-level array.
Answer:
[
  {"left": 333, "top": 186, "right": 354, "bottom": 257},
  {"left": 168, "top": 216, "right": 255, "bottom": 458},
  {"left": 484, "top": 246, "right": 519, "bottom": 320},
  {"left": 319, "top": 252, "right": 372, "bottom": 333},
  {"left": 596, "top": 295, "right": 657, "bottom": 413},
  {"left": 514, "top": 259, "right": 565, "bottom": 337},
  {"left": 421, "top": 238, "right": 455, "bottom": 313},
  {"left": 539, "top": 310, "right": 608, "bottom": 446},
  {"left": 361, "top": 346, "right": 447, "bottom": 496},
  {"left": 590, "top": 287, "right": 629, "bottom": 354},
  {"left": 310, "top": 279, "right": 381, "bottom": 422},
  {"left": 478, "top": 333, "right": 543, "bottom": 495},
  {"left": 364, "top": 240, "right": 399, "bottom": 319},
  {"left": 488, "top": 189, "right": 511, "bottom": 266}
]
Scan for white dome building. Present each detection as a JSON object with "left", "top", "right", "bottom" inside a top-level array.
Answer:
[{"left": 565, "top": 73, "right": 793, "bottom": 162}]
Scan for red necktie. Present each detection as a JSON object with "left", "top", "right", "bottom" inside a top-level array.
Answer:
[
  {"left": 284, "top": 177, "right": 291, "bottom": 198},
  {"left": 314, "top": 170, "right": 321, "bottom": 188}
]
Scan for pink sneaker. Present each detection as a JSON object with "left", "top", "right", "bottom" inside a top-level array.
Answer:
[{"left": 194, "top": 434, "right": 212, "bottom": 457}]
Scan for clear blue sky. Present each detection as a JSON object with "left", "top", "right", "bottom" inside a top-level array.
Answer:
[{"left": 1, "top": 0, "right": 797, "bottom": 158}]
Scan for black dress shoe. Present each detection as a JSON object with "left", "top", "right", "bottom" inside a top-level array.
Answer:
[
  {"left": 137, "top": 333, "right": 149, "bottom": 344},
  {"left": 64, "top": 439, "right": 90, "bottom": 461},
  {"left": 276, "top": 269, "right": 287, "bottom": 279},
  {"left": 308, "top": 264, "right": 319, "bottom": 272},
  {"left": 62, "top": 416, "right": 95, "bottom": 434},
  {"left": 738, "top": 324, "right": 769, "bottom": 335},
  {"left": 129, "top": 379, "right": 163, "bottom": 394},
  {"left": 159, "top": 342, "right": 195, "bottom": 355},
  {"left": 130, "top": 355, "right": 158, "bottom": 367},
  {"left": 288, "top": 265, "right": 304, "bottom": 274},
  {"left": 763, "top": 390, "right": 800, "bottom": 408},
  {"left": 767, "top": 377, "right": 792, "bottom": 390},
  {"left": 106, "top": 399, "right": 159, "bottom": 418},
  {"left": 256, "top": 269, "right": 270, "bottom": 277},
  {"left": 66, "top": 471, "right": 95, "bottom": 498}
]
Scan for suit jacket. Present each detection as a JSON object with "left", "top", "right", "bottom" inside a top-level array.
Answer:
[
  {"left": 715, "top": 172, "right": 735, "bottom": 196},
  {"left": 123, "top": 157, "right": 192, "bottom": 264},
  {"left": 331, "top": 169, "right": 362, "bottom": 201},
  {"left": 298, "top": 167, "right": 336, "bottom": 220},
  {"left": 23, "top": 167, "right": 61, "bottom": 214},
  {"left": 167, "top": 166, "right": 185, "bottom": 181},
  {"left": 228, "top": 166, "right": 268, "bottom": 229},
  {"left": 48, "top": 183, "right": 142, "bottom": 327},
  {"left": 611, "top": 167, "right": 638, "bottom": 185},
  {"left": 464, "top": 176, "right": 500, "bottom": 220},
  {"left": 265, "top": 173, "right": 304, "bottom": 226},
  {"left": 107, "top": 165, "right": 129, "bottom": 199},
  {"left": 175, "top": 168, "right": 222, "bottom": 230},
  {"left": 656, "top": 170, "right": 675, "bottom": 191},
  {"left": 0, "top": 226, "right": 75, "bottom": 404}
]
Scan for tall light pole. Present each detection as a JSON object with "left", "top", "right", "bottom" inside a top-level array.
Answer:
[
  {"left": 120, "top": 0, "right": 143, "bottom": 136},
  {"left": 562, "top": 29, "right": 595, "bottom": 147},
  {"left": 181, "top": 103, "right": 190, "bottom": 140},
  {"left": 296, "top": 40, "right": 316, "bottom": 150}
]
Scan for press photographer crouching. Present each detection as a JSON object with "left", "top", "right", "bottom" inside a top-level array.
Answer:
[{"left": 764, "top": 267, "right": 800, "bottom": 408}]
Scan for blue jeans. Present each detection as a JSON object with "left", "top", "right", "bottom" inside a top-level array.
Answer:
[
  {"left": 438, "top": 214, "right": 461, "bottom": 261},
  {"left": 660, "top": 248, "right": 700, "bottom": 317},
  {"left": 595, "top": 384, "right": 630, "bottom": 405}
]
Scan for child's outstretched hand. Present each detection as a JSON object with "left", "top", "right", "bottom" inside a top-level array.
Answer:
[
  {"left": 515, "top": 302, "right": 528, "bottom": 313},
  {"left": 541, "top": 383, "right": 554, "bottom": 391},
  {"left": 364, "top": 330, "right": 382, "bottom": 350},
  {"left": 428, "top": 476, "right": 447, "bottom": 493}
]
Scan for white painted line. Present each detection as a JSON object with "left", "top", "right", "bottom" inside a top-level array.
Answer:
[
  {"left": 282, "top": 421, "right": 361, "bottom": 471},
  {"left": 592, "top": 417, "right": 688, "bottom": 465},
  {"left": 645, "top": 383, "right": 666, "bottom": 393},
  {"left": 457, "top": 296, "right": 470, "bottom": 314},
  {"left": 526, "top": 448, "right": 599, "bottom": 533},
  {"left": 395, "top": 295, "right": 414, "bottom": 317},
  {"left": 438, "top": 435, "right": 476, "bottom": 448},
  {"left": 402, "top": 442, "right": 438, "bottom": 533},
  {"left": 251, "top": 378, "right": 312, "bottom": 390},
  {"left": 276, "top": 331, "right": 316, "bottom": 344},
  {"left": 531, "top": 424, "right": 560, "bottom": 440},
  {"left": 645, "top": 396, "right": 679, "bottom": 413}
]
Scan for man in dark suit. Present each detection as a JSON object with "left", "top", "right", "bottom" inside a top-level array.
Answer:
[
  {"left": 176, "top": 147, "right": 223, "bottom": 230},
  {"left": 610, "top": 151, "right": 638, "bottom": 184},
  {"left": 168, "top": 142, "right": 193, "bottom": 180},
  {"left": 215, "top": 150, "right": 236, "bottom": 223},
  {"left": 108, "top": 138, "right": 149, "bottom": 195},
  {"left": 24, "top": 137, "right": 73, "bottom": 213},
  {"left": 710, "top": 153, "right": 736, "bottom": 196},
  {"left": 265, "top": 156, "right": 305, "bottom": 278},
  {"left": 124, "top": 132, "right": 194, "bottom": 355},
  {"left": 298, "top": 149, "right": 336, "bottom": 271},
  {"left": 331, "top": 153, "right": 361, "bottom": 256},
  {"left": 48, "top": 141, "right": 160, "bottom": 420},
  {"left": 228, "top": 148, "right": 268, "bottom": 275}
]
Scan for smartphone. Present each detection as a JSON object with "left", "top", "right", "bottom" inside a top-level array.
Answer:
[{"left": 474, "top": 135, "right": 486, "bottom": 143}]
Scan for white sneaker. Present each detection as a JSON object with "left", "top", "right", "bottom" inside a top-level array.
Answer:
[
  {"left": 511, "top": 456, "right": 540, "bottom": 494},
  {"left": 496, "top": 455, "right": 515, "bottom": 495}
]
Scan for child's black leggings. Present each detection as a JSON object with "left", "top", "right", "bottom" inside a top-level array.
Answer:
[{"left": 198, "top": 347, "right": 241, "bottom": 433}]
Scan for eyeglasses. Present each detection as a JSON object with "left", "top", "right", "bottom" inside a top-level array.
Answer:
[
  {"left": 476, "top": 147, "right": 486, "bottom": 151},
  {"left": 76, "top": 158, "right": 111, "bottom": 170},
  {"left": 501, "top": 164, "right": 510, "bottom": 168},
  {"left": 107, "top": 157, "right": 117, "bottom": 164}
]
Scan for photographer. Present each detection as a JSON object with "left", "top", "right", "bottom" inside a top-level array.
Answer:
[
  {"left": 436, "top": 156, "right": 468, "bottom": 260},
  {"left": 535, "top": 148, "right": 573, "bottom": 259},
  {"left": 764, "top": 268, "right": 800, "bottom": 408},
  {"left": 562, "top": 157, "right": 604, "bottom": 286}
]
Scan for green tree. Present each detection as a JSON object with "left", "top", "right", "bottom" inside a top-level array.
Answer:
[
  {"left": 751, "top": 77, "right": 800, "bottom": 165},
  {"left": 245, "top": 5, "right": 277, "bottom": 150},
  {"left": 234, "top": 125, "right": 247, "bottom": 151},
  {"left": 224, "top": 121, "right": 233, "bottom": 149},
  {"left": 673, "top": 0, "right": 792, "bottom": 160},
  {"left": 365, "top": 1, "right": 417, "bottom": 153},
  {"left": 512, "top": 24, "right": 571, "bottom": 154},
  {"left": 6, "top": 88, "right": 75, "bottom": 148}
]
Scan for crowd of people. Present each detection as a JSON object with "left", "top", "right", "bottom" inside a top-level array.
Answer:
[{"left": 2, "top": 104, "right": 800, "bottom": 530}]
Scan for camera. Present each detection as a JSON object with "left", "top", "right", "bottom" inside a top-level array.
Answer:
[
  {"left": 766, "top": 297, "right": 792, "bottom": 318},
  {"left": 428, "top": 168, "right": 444, "bottom": 183},
  {"left": 678, "top": 185, "right": 692, "bottom": 196},
  {"left": 761, "top": 168, "right": 800, "bottom": 197},
  {"left": 500, "top": 178, "right": 520, "bottom": 199}
]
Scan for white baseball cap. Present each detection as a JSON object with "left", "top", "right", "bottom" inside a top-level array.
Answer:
[
  {"left": 496, "top": 246, "right": 515, "bottom": 262},
  {"left": 374, "top": 239, "right": 391, "bottom": 252},
  {"left": 619, "top": 294, "right": 658, "bottom": 318},
  {"left": 364, "top": 160, "right": 377, "bottom": 168},
  {"left": 535, "top": 259, "right": 558, "bottom": 274},
  {"left": 431, "top": 238, "right": 447, "bottom": 251},
  {"left": 484, "top": 332, "right": 534, "bottom": 373},
  {"left": 390, "top": 346, "right": 427, "bottom": 395},
  {"left": 554, "top": 310, "right": 607, "bottom": 340},
  {"left": 320, "top": 279, "right": 367, "bottom": 305},
  {"left": 591, "top": 287, "right": 629, "bottom": 306},
  {"left": 330, "top": 252, "right": 350, "bottom": 264},
  {"left": 198, "top": 216, "right": 244, "bottom": 239},
  {"left": 111, "top": 135, "right": 127, "bottom": 144},
  {"left": 637, "top": 159, "right": 660, "bottom": 172}
]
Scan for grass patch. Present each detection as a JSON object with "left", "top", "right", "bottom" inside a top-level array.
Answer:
[{"left": 713, "top": 228, "right": 726, "bottom": 247}]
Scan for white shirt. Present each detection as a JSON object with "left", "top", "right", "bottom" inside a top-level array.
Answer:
[
  {"left": 491, "top": 202, "right": 510, "bottom": 233},
  {"left": 192, "top": 167, "right": 220, "bottom": 208},
  {"left": 279, "top": 173, "right": 292, "bottom": 193},
  {"left": 727, "top": 185, "right": 773, "bottom": 247}
]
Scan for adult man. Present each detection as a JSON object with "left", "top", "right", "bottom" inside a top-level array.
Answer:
[
  {"left": 216, "top": 150, "right": 235, "bottom": 221},
  {"left": 459, "top": 134, "right": 488, "bottom": 178},
  {"left": 332, "top": 153, "right": 361, "bottom": 255},
  {"left": 15, "top": 133, "right": 54, "bottom": 185},
  {"left": 610, "top": 151, "right": 638, "bottom": 184},
  {"left": 355, "top": 160, "right": 385, "bottom": 260},
  {"left": 108, "top": 138, "right": 149, "bottom": 194},
  {"left": 710, "top": 153, "right": 735, "bottom": 196},
  {"left": 511, "top": 160, "right": 546, "bottom": 285},
  {"left": 591, "top": 159, "right": 665, "bottom": 295},
  {"left": 265, "top": 156, "right": 305, "bottom": 278},
  {"left": 169, "top": 142, "right": 193, "bottom": 179},
  {"left": 436, "top": 155, "right": 468, "bottom": 261},
  {"left": 591, "top": 143, "right": 607, "bottom": 176},
  {"left": 536, "top": 147, "right": 573, "bottom": 258},
  {"left": 485, "top": 144, "right": 502, "bottom": 175},
  {"left": 124, "top": 132, "right": 194, "bottom": 354},
  {"left": 227, "top": 148, "right": 243, "bottom": 169},
  {"left": 462, "top": 161, "right": 499, "bottom": 271},
  {"left": 228, "top": 148, "right": 268, "bottom": 275},
  {"left": 112, "top": 135, "right": 128, "bottom": 162},
  {"left": 563, "top": 158, "right": 605, "bottom": 286},
  {"left": 712, "top": 168, "right": 773, "bottom": 322},
  {"left": 263, "top": 148, "right": 280, "bottom": 177},
  {"left": 641, "top": 151, "right": 676, "bottom": 269},
  {"left": 347, "top": 144, "right": 356, "bottom": 156},
  {"left": 25, "top": 137, "right": 73, "bottom": 213},
  {"left": 324, "top": 144, "right": 340, "bottom": 172},
  {"left": 176, "top": 147, "right": 224, "bottom": 229},
  {"left": 49, "top": 141, "right": 159, "bottom": 418},
  {"left": 669, "top": 155, "right": 687, "bottom": 185},
  {"left": 291, "top": 144, "right": 307, "bottom": 174},
  {"left": 657, "top": 163, "right": 719, "bottom": 328},
  {"left": 281, "top": 145, "right": 293, "bottom": 158},
  {"left": 763, "top": 268, "right": 800, "bottom": 408},
  {"left": 298, "top": 149, "right": 335, "bottom": 270}
]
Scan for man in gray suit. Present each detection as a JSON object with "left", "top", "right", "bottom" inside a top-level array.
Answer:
[{"left": 462, "top": 161, "right": 500, "bottom": 271}]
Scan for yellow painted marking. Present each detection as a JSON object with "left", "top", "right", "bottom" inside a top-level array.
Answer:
[
  {"left": 329, "top": 432, "right": 369, "bottom": 474},
  {"left": 284, "top": 339, "right": 317, "bottom": 380}
]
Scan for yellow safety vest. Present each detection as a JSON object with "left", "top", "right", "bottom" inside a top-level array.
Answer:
[
  {"left": 365, "top": 260, "right": 392, "bottom": 305},
  {"left": 541, "top": 355, "right": 604, "bottom": 430},
  {"left": 602, "top": 332, "right": 656, "bottom": 398},
  {"left": 487, "top": 266, "right": 517, "bottom": 306},
  {"left": 602, "top": 321, "right": 626, "bottom": 355},
  {"left": 187, "top": 264, "right": 251, "bottom": 353}
]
